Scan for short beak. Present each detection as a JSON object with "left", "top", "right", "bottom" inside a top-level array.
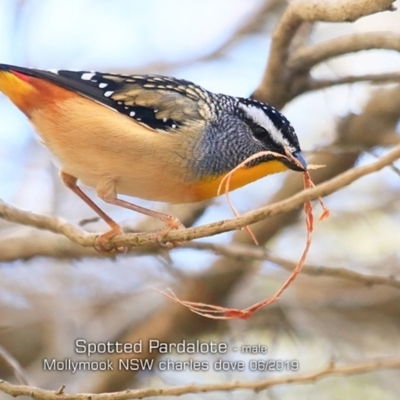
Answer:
[
  {"left": 293, "top": 151, "right": 308, "bottom": 171},
  {"left": 283, "top": 150, "right": 307, "bottom": 171}
]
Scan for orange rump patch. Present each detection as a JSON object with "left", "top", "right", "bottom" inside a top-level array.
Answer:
[{"left": 0, "top": 70, "right": 75, "bottom": 116}]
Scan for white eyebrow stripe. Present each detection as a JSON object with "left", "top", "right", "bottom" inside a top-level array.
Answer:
[{"left": 239, "top": 103, "right": 291, "bottom": 148}]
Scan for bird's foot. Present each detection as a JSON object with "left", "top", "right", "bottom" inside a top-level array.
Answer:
[
  {"left": 150, "top": 216, "right": 186, "bottom": 249},
  {"left": 94, "top": 225, "right": 128, "bottom": 253}
]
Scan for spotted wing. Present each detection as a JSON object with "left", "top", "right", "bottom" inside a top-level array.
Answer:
[{"left": 2, "top": 64, "right": 214, "bottom": 131}]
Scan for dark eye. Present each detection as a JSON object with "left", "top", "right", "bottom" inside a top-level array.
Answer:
[{"left": 253, "top": 126, "right": 267, "bottom": 140}]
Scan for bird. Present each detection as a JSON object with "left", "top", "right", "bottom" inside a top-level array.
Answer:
[{"left": 0, "top": 63, "right": 307, "bottom": 249}]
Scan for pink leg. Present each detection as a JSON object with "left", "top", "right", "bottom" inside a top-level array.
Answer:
[{"left": 60, "top": 171, "right": 125, "bottom": 252}]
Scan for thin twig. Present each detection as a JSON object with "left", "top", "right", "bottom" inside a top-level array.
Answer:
[
  {"left": 183, "top": 242, "right": 400, "bottom": 289},
  {"left": 366, "top": 149, "right": 400, "bottom": 177},
  {"left": 1, "top": 143, "right": 400, "bottom": 249},
  {"left": 0, "top": 357, "right": 400, "bottom": 399},
  {"left": 289, "top": 32, "right": 400, "bottom": 70},
  {"left": 0, "top": 345, "right": 30, "bottom": 385},
  {"left": 310, "top": 72, "right": 400, "bottom": 91}
]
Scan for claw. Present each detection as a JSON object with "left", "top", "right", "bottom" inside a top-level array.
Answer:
[
  {"left": 94, "top": 225, "right": 128, "bottom": 253},
  {"left": 150, "top": 216, "right": 185, "bottom": 248}
]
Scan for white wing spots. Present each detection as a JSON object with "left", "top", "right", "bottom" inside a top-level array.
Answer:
[
  {"left": 81, "top": 72, "right": 95, "bottom": 81},
  {"left": 129, "top": 111, "right": 135, "bottom": 117},
  {"left": 239, "top": 103, "right": 291, "bottom": 149},
  {"left": 99, "top": 82, "right": 108, "bottom": 89},
  {"left": 172, "top": 124, "right": 177, "bottom": 129},
  {"left": 163, "top": 118, "right": 167, "bottom": 122},
  {"left": 104, "top": 91, "right": 114, "bottom": 97},
  {"left": 47, "top": 69, "right": 59, "bottom": 75}
]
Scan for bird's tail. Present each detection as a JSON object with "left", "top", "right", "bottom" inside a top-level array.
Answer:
[{"left": 0, "top": 63, "right": 37, "bottom": 112}]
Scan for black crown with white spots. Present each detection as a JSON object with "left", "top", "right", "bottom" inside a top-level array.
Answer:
[
  {"left": 0, "top": 64, "right": 300, "bottom": 155},
  {"left": 238, "top": 98, "right": 295, "bottom": 137}
]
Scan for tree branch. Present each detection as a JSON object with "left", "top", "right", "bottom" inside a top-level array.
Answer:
[
  {"left": 252, "top": 0, "right": 395, "bottom": 106},
  {"left": 1, "top": 357, "right": 400, "bottom": 399},
  {"left": 1, "top": 143, "right": 400, "bottom": 250},
  {"left": 309, "top": 72, "right": 400, "bottom": 91},
  {"left": 3, "top": 223, "right": 399, "bottom": 291},
  {"left": 184, "top": 242, "right": 400, "bottom": 290},
  {"left": 289, "top": 32, "right": 400, "bottom": 71}
]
